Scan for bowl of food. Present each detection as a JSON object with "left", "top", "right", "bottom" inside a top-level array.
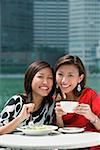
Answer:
[
  {"left": 60, "top": 101, "right": 79, "bottom": 113},
  {"left": 17, "top": 125, "right": 58, "bottom": 135}
]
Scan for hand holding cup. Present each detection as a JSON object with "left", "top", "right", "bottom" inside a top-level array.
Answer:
[{"left": 60, "top": 101, "right": 79, "bottom": 113}]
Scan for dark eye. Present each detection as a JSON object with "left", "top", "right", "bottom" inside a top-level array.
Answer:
[
  {"left": 58, "top": 73, "right": 63, "bottom": 76},
  {"left": 37, "top": 75, "right": 43, "bottom": 78},
  {"left": 68, "top": 74, "right": 73, "bottom": 77}
]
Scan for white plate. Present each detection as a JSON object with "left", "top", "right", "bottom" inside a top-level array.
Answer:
[
  {"left": 17, "top": 125, "right": 58, "bottom": 135},
  {"left": 58, "top": 127, "right": 85, "bottom": 134}
]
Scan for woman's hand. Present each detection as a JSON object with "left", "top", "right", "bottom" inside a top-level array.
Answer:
[
  {"left": 19, "top": 103, "right": 35, "bottom": 121},
  {"left": 74, "top": 103, "right": 95, "bottom": 121},
  {"left": 55, "top": 102, "right": 66, "bottom": 118},
  {"left": 55, "top": 102, "right": 65, "bottom": 127}
]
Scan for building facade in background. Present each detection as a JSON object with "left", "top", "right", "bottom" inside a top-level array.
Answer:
[
  {"left": 0, "top": 0, "right": 69, "bottom": 73},
  {"left": 33, "top": 0, "right": 69, "bottom": 66},
  {"left": 69, "top": 0, "right": 100, "bottom": 72},
  {"left": 0, "top": 0, "right": 33, "bottom": 73},
  {"left": 0, "top": 0, "right": 100, "bottom": 73},
  {"left": 33, "top": 0, "right": 69, "bottom": 51}
]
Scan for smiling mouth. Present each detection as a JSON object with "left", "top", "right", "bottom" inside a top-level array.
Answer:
[
  {"left": 40, "top": 86, "right": 49, "bottom": 90},
  {"left": 61, "top": 85, "right": 71, "bottom": 88}
]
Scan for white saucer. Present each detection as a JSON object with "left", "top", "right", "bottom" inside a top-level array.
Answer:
[{"left": 58, "top": 127, "right": 85, "bottom": 134}]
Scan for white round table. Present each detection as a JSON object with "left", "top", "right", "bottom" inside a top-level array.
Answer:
[{"left": 0, "top": 131, "right": 100, "bottom": 149}]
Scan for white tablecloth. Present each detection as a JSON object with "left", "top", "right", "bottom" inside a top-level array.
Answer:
[{"left": 0, "top": 131, "right": 100, "bottom": 150}]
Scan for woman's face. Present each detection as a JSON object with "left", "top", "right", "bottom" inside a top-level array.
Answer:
[
  {"left": 56, "top": 64, "right": 84, "bottom": 95},
  {"left": 31, "top": 67, "right": 53, "bottom": 97}
]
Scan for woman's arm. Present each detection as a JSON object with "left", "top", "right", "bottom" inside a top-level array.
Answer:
[
  {"left": 0, "top": 103, "right": 34, "bottom": 135},
  {"left": 75, "top": 103, "right": 100, "bottom": 130},
  {"left": 55, "top": 102, "right": 65, "bottom": 127},
  {"left": 88, "top": 113, "right": 100, "bottom": 130},
  {"left": 56, "top": 115, "right": 64, "bottom": 128},
  {"left": 0, "top": 114, "right": 25, "bottom": 135}
]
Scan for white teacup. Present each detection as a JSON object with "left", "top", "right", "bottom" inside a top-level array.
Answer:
[{"left": 60, "top": 101, "right": 79, "bottom": 113}]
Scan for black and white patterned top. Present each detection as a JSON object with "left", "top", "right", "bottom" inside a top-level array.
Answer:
[{"left": 0, "top": 95, "right": 55, "bottom": 127}]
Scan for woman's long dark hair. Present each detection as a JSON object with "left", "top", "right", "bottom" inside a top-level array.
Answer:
[
  {"left": 24, "top": 60, "right": 55, "bottom": 104},
  {"left": 55, "top": 55, "right": 86, "bottom": 97}
]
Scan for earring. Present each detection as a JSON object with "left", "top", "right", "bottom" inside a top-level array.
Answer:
[
  {"left": 77, "top": 83, "right": 81, "bottom": 92},
  {"left": 54, "top": 84, "right": 61, "bottom": 101}
]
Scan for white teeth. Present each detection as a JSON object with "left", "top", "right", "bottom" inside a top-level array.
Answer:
[
  {"left": 40, "top": 87, "right": 48, "bottom": 90},
  {"left": 62, "top": 85, "right": 69, "bottom": 88},
  {"left": 62, "top": 85, "right": 68, "bottom": 87}
]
